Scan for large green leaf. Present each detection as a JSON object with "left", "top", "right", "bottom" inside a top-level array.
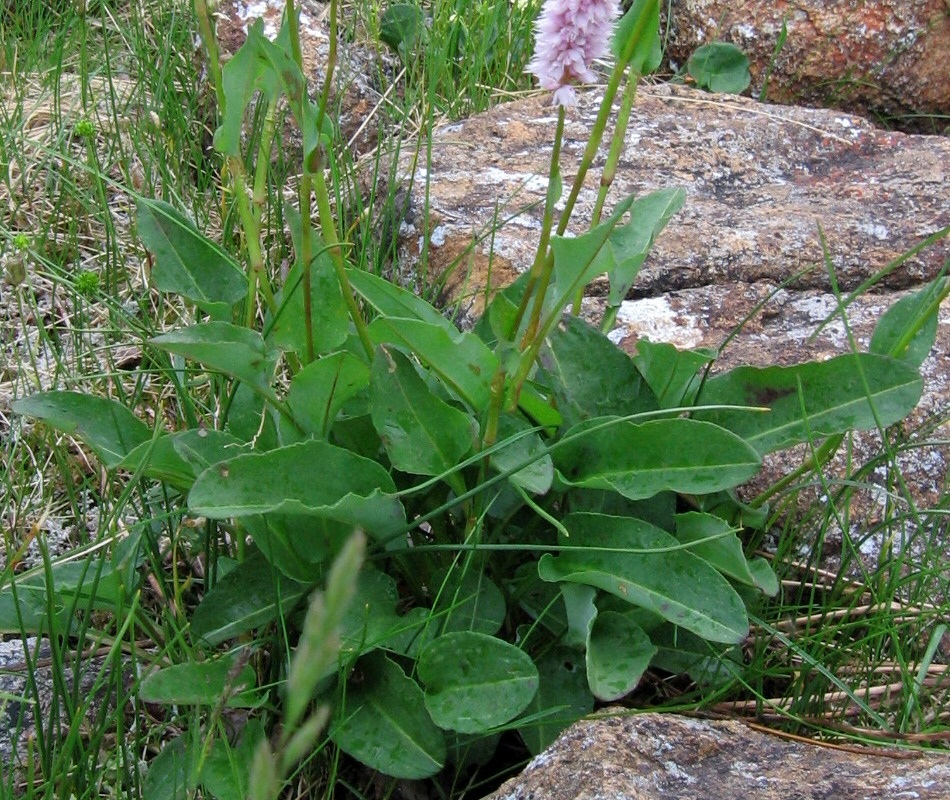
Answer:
[
  {"left": 267, "top": 248, "right": 349, "bottom": 357},
  {"left": 633, "top": 339, "right": 716, "bottom": 409},
  {"left": 595, "top": 188, "right": 685, "bottom": 310},
  {"left": 418, "top": 632, "right": 538, "bottom": 734},
  {"left": 151, "top": 322, "right": 277, "bottom": 392},
  {"left": 516, "top": 646, "right": 593, "bottom": 756},
  {"left": 432, "top": 568, "right": 506, "bottom": 636},
  {"left": 538, "top": 513, "right": 749, "bottom": 643},
  {"left": 554, "top": 417, "right": 760, "bottom": 499},
  {"left": 330, "top": 652, "right": 446, "bottom": 779},
  {"left": 286, "top": 352, "right": 370, "bottom": 438},
  {"left": 675, "top": 512, "right": 778, "bottom": 596},
  {"left": 12, "top": 391, "right": 151, "bottom": 470},
  {"left": 687, "top": 42, "right": 751, "bottom": 94},
  {"left": 489, "top": 414, "right": 554, "bottom": 495},
  {"left": 347, "top": 268, "right": 456, "bottom": 331},
  {"left": 138, "top": 652, "right": 260, "bottom": 707},
  {"left": 190, "top": 551, "right": 310, "bottom": 645},
  {"left": 537, "top": 315, "right": 656, "bottom": 428},
  {"left": 368, "top": 317, "right": 497, "bottom": 411},
  {"left": 612, "top": 0, "right": 662, "bottom": 74},
  {"left": 137, "top": 198, "right": 245, "bottom": 316},
  {"left": 370, "top": 347, "right": 476, "bottom": 476},
  {"left": 188, "top": 440, "right": 406, "bottom": 538},
  {"left": 546, "top": 195, "right": 636, "bottom": 318},
  {"left": 695, "top": 353, "right": 924, "bottom": 455},
  {"left": 586, "top": 610, "right": 656, "bottom": 701},
  {"left": 120, "top": 429, "right": 247, "bottom": 489},
  {"left": 870, "top": 278, "right": 947, "bottom": 367}
]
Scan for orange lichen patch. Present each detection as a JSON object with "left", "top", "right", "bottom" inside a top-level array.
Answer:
[{"left": 423, "top": 234, "right": 522, "bottom": 320}]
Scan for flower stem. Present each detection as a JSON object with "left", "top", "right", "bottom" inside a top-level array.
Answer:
[
  {"left": 509, "top": 106, "right": 566, "bottom": 344},
  {"left": 573, "top": 70, "right": 639, "bottom": 317}
]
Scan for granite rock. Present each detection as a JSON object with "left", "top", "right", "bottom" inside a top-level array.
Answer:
[
  {"left": 485, "top": 712, "right": 950, "bottom": 800},
  {"left": 664, "top": 0, "right": 950, "bottom": 132},
  {"left": 394, "top": 84, "right": 948, "bottom": 309}
]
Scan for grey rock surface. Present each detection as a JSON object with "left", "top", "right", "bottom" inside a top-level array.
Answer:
[
  {"left": 396, "top": 84, "right": 948, "bottom": 308},
  {"left": 0, "top": 636, "right": 132, "bottom": 768},
  {"left": 485, "top": 712, "right": 950, "bottom": 800}
]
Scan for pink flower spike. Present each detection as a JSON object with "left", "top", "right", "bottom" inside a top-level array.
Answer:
[{"left": 527, "top": 0, "right": 621, "bottom": 107}]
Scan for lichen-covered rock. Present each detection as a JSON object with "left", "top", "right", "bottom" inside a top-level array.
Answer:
[
  {"left": 664, "top": 0, "right": 950, "bottom": 133},
  {"left": 485, "top": 712, "right": 950, "bottom": 800},
  {"left": 396, "top": 84, "right": 948, "bottom": 311}
]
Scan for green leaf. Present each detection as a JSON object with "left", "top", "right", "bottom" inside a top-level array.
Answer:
[
  {"left": 139, "top": 652, "right": 260, "bottom": 707},
  {"left": 870, "top": 278, "right": 947, "bottom": 367},
  {"left": 337, "top": 569, "right": 433, "bottom": 669},
  {"left": 489, "top": 414, "right": 554, "bottom": 495},
  {"left": 650, "top": 624, "right": 743, "bottom": 688},
  {"left": 330, "top": 652, "right": 446, "bottom": 779},
  {"left": 137, "top": 198, "right": 245, "bottom": 316},
  {"left": 267, "top": 245, "right": 349, "bottom": 357},
  {"left": 695, "top": 353, "right": 924, "bottom": 455},
  {"left": 151, "top": 322, "right": 277, "bottom": 392},
  {"left": 612, "top": 0, "right": 662, "bottom": 74},
  {"left": 191, "top": 551, "right": 310, "bottom": 645},
  {"left": 633, "top": 339, "right": 716, "bottom": 409},
  {"left": 368, "top": 317, "right": 498, "bottom": 411},
  {"left": 244, "top": 24, "right": 330, "bottom": 163},
  {"left": 538, "top": 315, "right": 656, "bottom": 428},
  {"left": 432, "top": 568, "right": 506, "bottom": 636},
  {"left": 560, "top": 583, "right": 597, "bottom": 649},
  {"left": 595, "top": 188, "right": 685, "bottom": 310},
  {"left": 517, "top": 647, "right": 593, "bottom": 755},
  {"left": 12, "top": 391, "right": 151, "bottom": 470},
  {"left": 379, "top": 3, "right": 425, "bottom": 55},
  {"left": 418, "top": 632, "right": 538, "bottom": 734},
  {"left": 687, "top": 42, "right": 751, "bottom": 94},
  {"left": 143, "top": 735, "right": 192, "bottom": 800},
  {"left": 347, "top": 268, "right": 458, "bottom": 331},
  {"left": 546, "top": 194, "right": 636, "bottom": 318},
  {"left": 370, "top": 346, "right": 476, "bottom": 476},
  {"left": 0, "top": 584, "right": 57, "bottom": 634},
  {"left": 199, "top": 720, "right": 265, "bottom": 800},
  {"left": 284, "top": 532, "right": 365, "bottom": 730},
  {"left": 241, "top": 513, "right": 349, "bottom": 582},
  {"left": 286, "top": 352, "right": 370, "bottom": 438},
  {"left": 214, "top": 19, "right": 285, "bottom": 155},
  {"left": 120, "top": 429, "right": 247, "bottom": 489},
  {"left": 675, "top": 512, "right": 778, "bottom": 596},
  {"left": 538, "top": 512, "right": 749, "bottom": 643},
  {"left": 554, "top": 417, "right": 760, "bottom": 499},
  {"left": 188, "top": 440, "right": 406, "bottom": 538},
  {"left": 586, "top": 610, "right": 656, "bottom": 701}
]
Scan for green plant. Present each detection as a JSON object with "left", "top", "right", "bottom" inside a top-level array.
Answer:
[
  {"left": 683, "top": 41, "right": 751, "bottom": 94},
  {"left": 5, "top": 0, "right": 947, "bottom": 797}
]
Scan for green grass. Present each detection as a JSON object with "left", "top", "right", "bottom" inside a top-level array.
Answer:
[{"left": 1, "top": 1, "right": 948, "bottom": 798}]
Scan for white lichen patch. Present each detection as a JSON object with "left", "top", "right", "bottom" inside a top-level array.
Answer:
[{"left": 609, "top": 296, "right": 704, "bottom": 349}]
